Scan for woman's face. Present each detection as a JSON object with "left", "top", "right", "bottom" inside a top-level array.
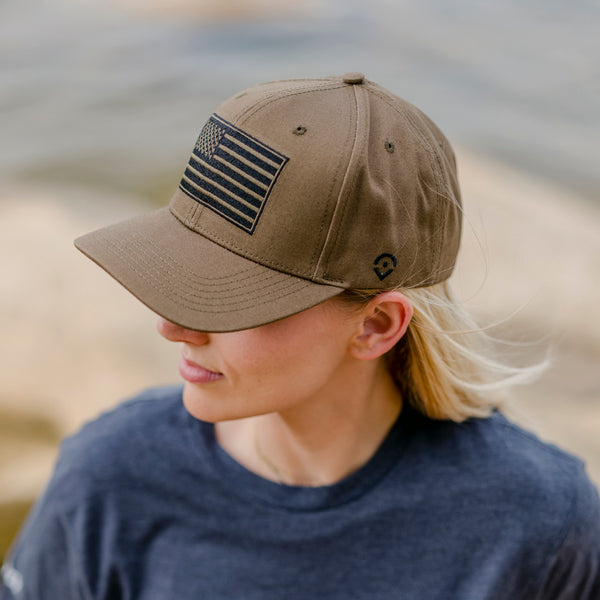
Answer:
[{"left": 156, "top": 300, "right": 362, "bottom": 423}]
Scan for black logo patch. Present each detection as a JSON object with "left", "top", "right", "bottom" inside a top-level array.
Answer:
[
  {"left": 179, "top": 114, "right": 288, "bottom": 234},
  {"left": 373, "top": 253, "right": 397, "bottom": 281}
]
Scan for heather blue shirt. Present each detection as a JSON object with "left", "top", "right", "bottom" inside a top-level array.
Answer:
[{"left": 3, "top": 385, "right": 600, "bottom": 599}]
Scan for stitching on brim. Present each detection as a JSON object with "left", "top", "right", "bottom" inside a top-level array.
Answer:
[
  {"left": 114, "top": 232, "right": 310, "bottom": 300},
  {"left": 101, "top": 242, "right": 312, "bottom": 312},
  {"left": 128, "top": 230, "right": 278, "bottom": 287},
  {"left": 98, "top": 233, "right": 334, "bottom": 314}
]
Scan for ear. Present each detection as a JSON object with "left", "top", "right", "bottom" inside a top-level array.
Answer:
[{"left": 349, "top": 291, "right": 413, "bottom": 361}]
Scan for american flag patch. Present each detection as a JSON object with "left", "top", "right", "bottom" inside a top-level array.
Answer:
[{"left": 179, "top": 114, "right": 289, "bottom": 234}]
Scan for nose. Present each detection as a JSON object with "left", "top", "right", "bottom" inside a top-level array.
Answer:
[{"left": 156, "top": 317, "right": 210, "bottom": 345}]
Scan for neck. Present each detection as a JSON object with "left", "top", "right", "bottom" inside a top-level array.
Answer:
[{"left": 216, "top": 360, "right": 402, "bottom": 487}]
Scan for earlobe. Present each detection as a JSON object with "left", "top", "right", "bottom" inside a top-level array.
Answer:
[{"left": 350, "top": 292, "right": 413, "bottom": 361}]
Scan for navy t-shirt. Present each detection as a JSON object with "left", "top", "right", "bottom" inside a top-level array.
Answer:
[{"left": 2, "top": 385, "right": 600, "bottom": 599}]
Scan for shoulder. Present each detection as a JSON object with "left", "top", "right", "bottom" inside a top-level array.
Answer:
[
  {"left": 536, "top": 461, "right": 600, "bottom": 598},
  {"left": 470, "top": 412, "right": 590, "bottom": 497},
  {"left": 46, "top": 384, "right": 189, "bottom": 505},
  {"left": 469, "top": 413, "right": 597, "bottom": 524},
  {"left": 407, "top": 409, "right": 599, "bottom": 539},
  {"left": 3, "top": 386, "right": 191, "bottom": 598},
  {"left": 403, "top": 410, "right": 600, "bottom": 594},
  {"left": 412, "top": 409, "right": 588, "bottom": 486},
  {"left": 70, "top": 383, "right": 185, "bottom": 435},
  {"left": 62, "top": 383, "right": 186, "bottom": 457}
]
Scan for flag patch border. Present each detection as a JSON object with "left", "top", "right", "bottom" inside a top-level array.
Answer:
[{"left": 179, "top": 114, "right": 289, "bottom": 234}]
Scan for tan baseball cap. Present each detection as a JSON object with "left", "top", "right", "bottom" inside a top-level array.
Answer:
[{"left": 75, "top": 72, "right": 462, "bottom": 332}]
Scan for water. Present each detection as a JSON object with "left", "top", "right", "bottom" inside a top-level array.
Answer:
[{"left": 1, "top": 0, "right": 598, "bottom": 202}]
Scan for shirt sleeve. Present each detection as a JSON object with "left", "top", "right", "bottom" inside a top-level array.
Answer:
[
  {"left": 1, "top": 499, "right": 86, "bottom": 600},
  {"left": 535, "top": 465, "right": 600, "bottom": 599}
]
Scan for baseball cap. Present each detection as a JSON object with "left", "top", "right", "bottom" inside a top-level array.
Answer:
[{"left": 75, "top": 72, "right": 462, "bottom": 332}]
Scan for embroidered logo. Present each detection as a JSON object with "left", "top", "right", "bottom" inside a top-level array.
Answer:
[
  {"left": 179, "top": 114, "right": 288, "bottom": 234},
  {"left": 373, "top": 253, "right": 397, "bottom": 281}
]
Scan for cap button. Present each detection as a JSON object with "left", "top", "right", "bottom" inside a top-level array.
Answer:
[{"left": 342, "top": 72, "right": 365, "bottom": 85}]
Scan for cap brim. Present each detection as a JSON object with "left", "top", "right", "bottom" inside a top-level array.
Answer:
[{"left": 74, "top": 207, "right": 344, "bottom": 332}]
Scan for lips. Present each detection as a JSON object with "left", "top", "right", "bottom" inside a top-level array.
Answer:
[{"left": 178, "top": 357, "right": 224, "bottom": 384}]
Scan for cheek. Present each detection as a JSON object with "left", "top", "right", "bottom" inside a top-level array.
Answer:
[
  {"left": 181, "top": 311, "right": 354, "bottom": 421},
  {"left": 233, "top": 327, "right": 348, "bottom": 399}
]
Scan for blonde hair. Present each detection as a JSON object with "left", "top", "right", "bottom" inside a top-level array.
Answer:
[{"left": 338, "top": 282, "right": 548, "bottom": 422}]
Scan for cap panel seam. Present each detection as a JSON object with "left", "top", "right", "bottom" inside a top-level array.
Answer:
[
  {"left": 232, "top": 82, "right": 344, "bottom": 126},
  {"left": 175, "top": 191, "right": 204, "bottom": 227},
  {"left": 237, "top": 83, "right": 349, "bottom": 273},
  {"left": 401, "top": 110, "right": 446, "bottom": 280},
  {"left": 312, "top": 84, "right": 363, "bottom": 281},
  {"left": 229, "top": 82, "right": 355, "bottom": 278},
  {"left": 189, "top": 199, "right": 201, "bottom": 225},
  {"left": 366, "top": 87, "right": 448, "bottom": 280},
  {"left": 183, "top": 196, "right": 195, "bottom": 224}
]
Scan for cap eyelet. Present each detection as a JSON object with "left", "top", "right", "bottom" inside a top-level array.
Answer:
[
  {"left": 384, "top": 140, "right": 395, "bottom": 153},
  {"left": 293, "top": 126, "right": 307, "bottom": 136}
]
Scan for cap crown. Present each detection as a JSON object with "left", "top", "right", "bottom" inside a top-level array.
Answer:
[{"left": 170, "top": 74, "right": 462, "bottom": 290}]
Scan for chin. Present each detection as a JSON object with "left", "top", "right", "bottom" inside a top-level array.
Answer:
[
  {"left": 182, "top": 385, "right": 220, "bottom": 423},
  {"left": 181, "top": 383, "right": 246, "bottom": 423}
]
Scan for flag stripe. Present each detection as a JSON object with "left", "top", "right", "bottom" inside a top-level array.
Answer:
[
  {"left": 224, "top": 128, "right": 285, "bottom": 166},
  {"left": 180, "top": 179, "right": 254, "bottom": 230},
  {"left": 212, "top": 154, "right": 268, "bottom": 192},
  {"left": 185, "top": 161, "right": 263, "bottom": 210},
  {"left": 221, "top": 137, "right": 279, "bottom": 176},
  {"left": 189, "top": 153, "right": 268, "bottom": 199},
  {"left": 214, "top": 150, "right": 273, "bottom": 187},
  {"left": 183, "top": 167, "right": 260, "bottom": 216}
]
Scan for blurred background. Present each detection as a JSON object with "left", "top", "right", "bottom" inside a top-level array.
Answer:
[{"left": 1, "top": 0, "right": 599, "bottom": 559}]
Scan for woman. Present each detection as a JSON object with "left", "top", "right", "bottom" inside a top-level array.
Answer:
[{"left": 3, "top": 72, "right": 599, "bottom": 599}]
